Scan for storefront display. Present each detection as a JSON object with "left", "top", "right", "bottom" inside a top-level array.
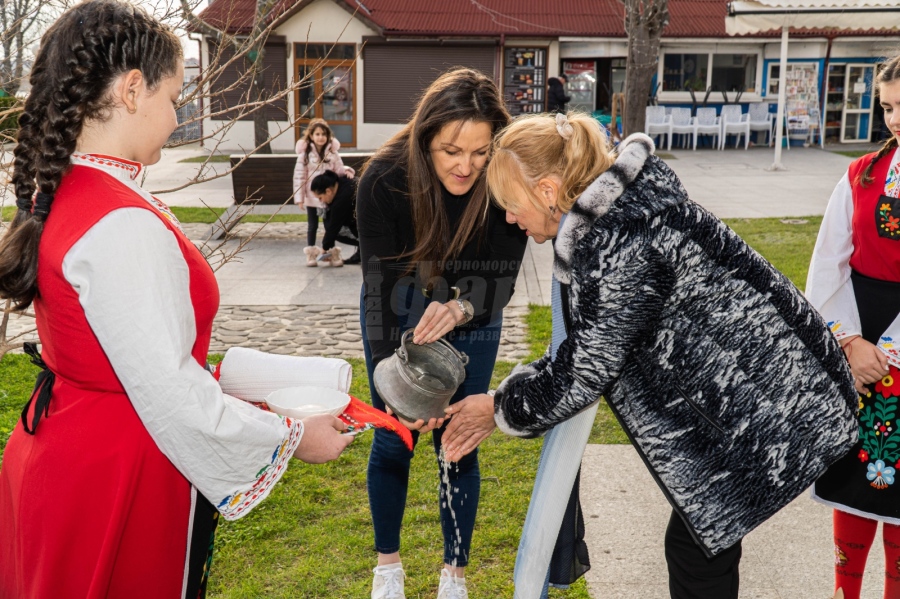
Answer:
[
  {"left": 563, "top": 60, "right": 596, "bottom": 113},
  {"left": 504, "top": 47, "right": 546, "bottom": 115}
]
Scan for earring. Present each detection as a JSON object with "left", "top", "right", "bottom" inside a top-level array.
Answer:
[
  {"left": 127, "top": 106, "right": 137, "bottom": 114},
  {"left": 549, "top": 205, "right": 557, "bottom": 215}
]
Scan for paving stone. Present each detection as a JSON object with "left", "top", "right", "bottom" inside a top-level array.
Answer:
[
  {"left": 336, "top": 342, "right": 363, "bottom": 350},
  {"left": 315, "top": 319, "right": 345, "bottom": 326},
  {"left": 320, "top": 339, "right": 339, "bottom": 346},
  {"left": 269, "top": 347, "right": 296, "bottom": 355},
  {"left": 334, "top": 333, "right": 362, "bottom": 342},
  {"left": 218, "top": 320, "right": 257, "bottom": 332}
]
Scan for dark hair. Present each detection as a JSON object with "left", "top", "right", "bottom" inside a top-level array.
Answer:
[
  {"left": 310, "top": 170, "right": 340, "bottom": 194},
  {"left": 0, "top": 0, "right": 182, "bottom": 310},
  {"left": 861, "top": 54, "right": 900, "bottom": 187},
  {"left": 301, "top": 118, "right": 333, "bottom": 165},
  {"left": 363, "top": 68, "right": 510, "bottom": 281}
]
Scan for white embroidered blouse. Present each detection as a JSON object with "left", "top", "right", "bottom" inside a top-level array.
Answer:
[
  {"left": 63, "top": 153, "right": 304, "bottom": 520},
  {"left": 806, "top": 147, "right": 900, "bottom": 367}
]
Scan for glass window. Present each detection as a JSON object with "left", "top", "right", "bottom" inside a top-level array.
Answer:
[
  {"left": 322, "top": 66, "right": 353, "bottom": 123},
  {"left": 711, "top": 54, "right": 757, "bottom": 93},
  {"left": 662, "top": 53, "right": 709, "bottom": 91},
  {"left": 295, "top": 43, "right": 355, "bottom": 60},
  {"left": 296, "top": 65, "right": 314, "bottom": 119}
]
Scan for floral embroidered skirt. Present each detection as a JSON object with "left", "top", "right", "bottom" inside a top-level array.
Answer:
[{"left": 812, "top": 271, "right": 900, "bottom": 524}]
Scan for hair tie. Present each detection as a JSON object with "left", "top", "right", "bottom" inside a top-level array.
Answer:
[
  {"left": 555, "top": 112, "right": 574, "bottom": 141},
  {"left": 32, "top": 192, "right": 54, "bottom": 219},
  {"left": 15, "top": 197, "right": 32, "bottom": 212}
]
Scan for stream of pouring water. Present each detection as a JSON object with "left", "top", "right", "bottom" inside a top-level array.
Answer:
[{"left": 439, "top": 447, "right": 465, "bottom": 565}]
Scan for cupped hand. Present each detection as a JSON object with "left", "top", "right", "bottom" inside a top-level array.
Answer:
[
  {"left": 441, "top": 393, "right": 496, "bottom": 462},
  {"left": 412, "top": 301, "right": 463, "bottom": 345},
  {"left": 384, "top": 405, "right": 445, "bottom": 434},
  {"left": 844, "top": 336, "right": 890, "bottom": 392},
  {"left": 293, "top": 414, "right": 353, "bottom": 464}
]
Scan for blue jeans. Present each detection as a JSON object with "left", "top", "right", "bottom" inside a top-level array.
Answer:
[{"left": 360, "top": 286, "right": 501, "bottom": 567}]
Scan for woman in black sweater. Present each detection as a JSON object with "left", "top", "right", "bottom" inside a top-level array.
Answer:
[{"left": 357, "top": 68, "right": 527, "bottom": 598}]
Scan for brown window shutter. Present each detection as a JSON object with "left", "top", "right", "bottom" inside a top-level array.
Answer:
[
  {"left": 363, "top": 45, "right": 497, "bottom": 124},
  {"left": 208, "top": 41, "right": 289, "bottom": 121}
]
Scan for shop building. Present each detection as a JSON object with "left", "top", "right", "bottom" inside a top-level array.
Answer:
[{"left": 194, "top": 0, "right": 897, "bottom": 151}]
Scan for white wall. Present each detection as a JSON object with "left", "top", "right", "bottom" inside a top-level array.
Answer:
[
  {"left": 559, "top": 40, "right": 628, "bottom": 59},
  {"left": 202, "top": 0, "right": 382, "bottom": 152},
  {"left": 832, "top": 39, "right": 897, "bottom": 60},
  {"left": 763, "top": 40, "right": 825, "bottom": 60}
]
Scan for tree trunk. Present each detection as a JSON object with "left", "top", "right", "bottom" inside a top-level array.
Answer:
[
  {"left": 624, "top": 28, "right": 656, "bottom": 136},
  {"left": 622, "top": 0, "right": 669, "bottom": 137},
  {"left": 250, "top": 46, "right": 272, "bottom": 154}
]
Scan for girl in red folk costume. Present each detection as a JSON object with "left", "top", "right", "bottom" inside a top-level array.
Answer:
[
  {"left": 0, "top": 2, "right": 351, "bottom": 598},
  {"left": 807, "top": 54, "right": 900, "bottom": 599}
]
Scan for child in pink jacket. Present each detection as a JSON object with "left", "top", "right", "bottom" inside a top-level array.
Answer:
[{"left": 293, "top": 118, "right": 354, "bottom": 265}]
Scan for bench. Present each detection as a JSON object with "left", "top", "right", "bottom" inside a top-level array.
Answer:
[{"left": 208, "top": 151, "right": 373, "bottom": 240}]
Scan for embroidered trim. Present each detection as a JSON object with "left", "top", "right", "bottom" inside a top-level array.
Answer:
[
  {"left": 71, "top": 153, "right": 141, "bottom": 180},
  {"left": 72, "top": 153, "right": 185, "bottom": 235},
  {"left": 144, "top": 195, "right": 185, "bottom": 235},
  {"left": 886, "top": 162, "right": 900, "bottom": 199},
  {"left": 215, "top": 416, "right": 303, "bottom": 520},
  {"left": 827, "top": 320, "right": 854, "bottom": 342},
  {"left": 879, "top": 336, "right": 900, "bottom": 370}
]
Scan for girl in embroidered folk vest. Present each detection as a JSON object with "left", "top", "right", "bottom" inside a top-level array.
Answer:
[
  {"left": 807, "top": 55, "right": 900, "bottom": 599},
  {"left": 293, "top": 118, "right": 355, "bottom": 266},
  {"left": 0, "top": 2, "right": 351, "bottom": 598}
]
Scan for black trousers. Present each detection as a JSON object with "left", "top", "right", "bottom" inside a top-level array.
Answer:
[{"left": 664, "top": 511, "right": 742, "bottom": 599}]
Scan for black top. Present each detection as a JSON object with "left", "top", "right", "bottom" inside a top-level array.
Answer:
[
  {"left": 321, "top": 176, "right": 358, "bottom": 251},
  {"left": 548, "top": 78, "right": 571, "bottom": 113},
  {"left": 357, "top": 159, "right": 528, "bottom": 363}
]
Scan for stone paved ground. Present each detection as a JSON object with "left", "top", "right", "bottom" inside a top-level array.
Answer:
[
  {"left": 209, "top": 304, "right": 531, "bottom": 361},
  {"left": 2, "top": 222, "right": 534, "bottom": 363}
]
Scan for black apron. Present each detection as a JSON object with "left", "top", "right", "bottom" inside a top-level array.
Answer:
[{"left": 813, "top": 270, "right": 900, "bottom": 522}]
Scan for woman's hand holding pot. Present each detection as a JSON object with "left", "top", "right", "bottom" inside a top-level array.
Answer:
[
  {"left": 412, "top": 301, "right": 465, "bottom": 345},
  {"left": 442, "top": 393, "right": 496, "bottom": 462},
  {"left": 385, "top": 404, "right": 446, "bottom": 434}
]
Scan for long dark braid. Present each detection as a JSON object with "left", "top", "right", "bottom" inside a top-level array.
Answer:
[
  {"left": 0, "top": 0, "right": 181, "bottom": 310},
  {"left": 860, "top": 54, "right": 900, "bottom": 188}
]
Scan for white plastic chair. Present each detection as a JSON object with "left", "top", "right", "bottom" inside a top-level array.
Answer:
[
  {"left": 669, "top": 108, "right": 694, "bottom": 150},
  {"left": 719, "top": 105, "right": 750, "bottom": 150},
  {"left": 694, "top": 107, "right": 720, "bottom": 150},
  {"left": 644, "top": 106, "right": 672, "bottom": 150},
  {"left": 747, "top": 102, "right": 774, "bottom": 146}
]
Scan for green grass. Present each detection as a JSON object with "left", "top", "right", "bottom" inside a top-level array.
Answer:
[
  {"left": 168, "top": 206, "right": 307, "bottom": 224},
  {"left": 723, "top": 216, "right": 821, "bottom": 290},
  {"left": 3, "top": 204, "right": 306, "bottom": 225},
  {"left": 178, "top": 155, "right": 233, "bottom": 163},
  {"left": 0, "top": 216, "right": 823, "bottom": 597}
]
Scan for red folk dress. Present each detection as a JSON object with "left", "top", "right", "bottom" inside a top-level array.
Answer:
[
  {"left": 808, "top": 148, "right": 900, "bottom": 523},
  {"left": 0, "top": 154, "right": 302, "bottom": 598}
]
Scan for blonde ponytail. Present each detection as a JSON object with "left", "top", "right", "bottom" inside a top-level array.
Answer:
[{"left": 487, "top": 112, "right": 614, "bottom": 215}]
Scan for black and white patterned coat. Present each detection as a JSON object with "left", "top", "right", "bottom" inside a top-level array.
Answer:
[{"left": 493, "top": 134, "right": 858, "bottom": 556}]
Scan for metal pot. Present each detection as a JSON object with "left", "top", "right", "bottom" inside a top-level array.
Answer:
[{"left": 373, "top": 330, "right": 469, "bottom": 422}]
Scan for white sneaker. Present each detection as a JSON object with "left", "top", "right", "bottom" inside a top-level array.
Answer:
[
  {"left": 371, "top": 564, "right": 405, "bottom": 599},
  {"left": 437, "top": 568, "right": 468, "bottom": 599}
]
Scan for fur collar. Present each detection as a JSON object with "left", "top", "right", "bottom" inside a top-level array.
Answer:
[{"left": 553, "top": 133, "right": 655, "bottom": 284}]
